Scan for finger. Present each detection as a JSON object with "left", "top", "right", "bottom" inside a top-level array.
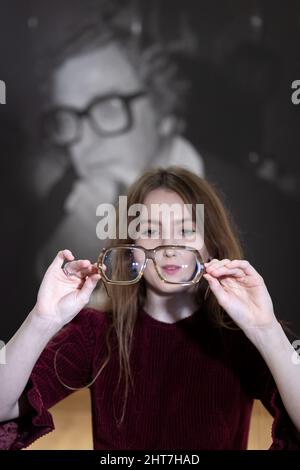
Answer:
[
  {"left": 52, "top": 249, "right": 74, "bottom": 269},
  {"left": 98, "top": 262, "right": 107, "bottom": 272},
  {"left": 204, "top": 258, "right": 219, "bottom": 266},
  {"left": 65, "top": 259, "right": 93, "bottom": 275},
  {"left": 207, "top": 266, "right": 245, "bottom": 278},
  {"left": 67, "top": 259, "right": 90, "bottom": 268},
  {"left": 225, "top": 260, "right": 259, "bottom": 276},
  {"left": 204, "top": 258, "right": 219, "bottom": 270},
  {"left": 205, "top": 258, "right": 230, "bottom": 265},
  {"left": 62, "top": 263, "right": 82, "bottom": 280},
  {"left": 76, "top": 273, "right": 101, "bottom": 305},
  {"left": 63, "top": 261, "right": 94, "bottom": 280},
  {"left": 203, "top": 273, "right": 227, "bottom": 305},
  {"left": 78, "top": 265, "right": 99, "bottom": 278},
  {"left": 204, "top": 258, "right": 230, "bottom": 271}
]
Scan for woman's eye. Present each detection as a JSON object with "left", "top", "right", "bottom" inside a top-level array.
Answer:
[
  {"left": 182, "top": 228, "right": 196, "bottom": 236},
  {"left": 141, "top": 228, "right": 157, "bottom": 236}
]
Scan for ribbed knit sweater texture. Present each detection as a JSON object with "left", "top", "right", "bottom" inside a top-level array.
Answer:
[{"left": 1, "top": 307, "right": 300, "bottom": 450}]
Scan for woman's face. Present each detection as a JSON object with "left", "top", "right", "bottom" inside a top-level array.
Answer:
[{"left": 135, "top": 188, "right": 211, "bottom": 295}]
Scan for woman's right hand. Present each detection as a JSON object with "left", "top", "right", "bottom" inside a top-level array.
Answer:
[{"left": 33, "top": 249, "right": 101, "bottom": 327}]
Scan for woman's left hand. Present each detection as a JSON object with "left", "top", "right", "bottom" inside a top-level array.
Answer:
[{"left": 203, "top": 259, "right": 279, "bottom": 339}]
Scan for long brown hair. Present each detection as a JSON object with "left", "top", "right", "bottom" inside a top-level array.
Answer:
[{"left": 90, "top": 166, "right": 244, "bottom": 425}]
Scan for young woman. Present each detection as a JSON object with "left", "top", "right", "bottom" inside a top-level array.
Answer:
[{"left": 0, "top": 166, "right": 300, "bottom": 450}]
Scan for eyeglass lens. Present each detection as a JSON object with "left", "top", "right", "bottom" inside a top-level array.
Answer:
[
  {"left": 102, "top": 247, "right": 146, "bottom": 283},
  {"left": 154, "top": 246, "right": 201, "bottom": 284},
  {"left": 101, "top": 246, "right": 203, "bottom": 284}
]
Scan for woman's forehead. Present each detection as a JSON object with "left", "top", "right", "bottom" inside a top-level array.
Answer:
[{"left": 143, "top": 188, "right": 185, "bottom": 206}]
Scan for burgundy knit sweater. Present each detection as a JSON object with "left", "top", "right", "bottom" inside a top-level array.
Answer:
[{"left": 1, "top": 307, "right": 300, "bottom": 450}]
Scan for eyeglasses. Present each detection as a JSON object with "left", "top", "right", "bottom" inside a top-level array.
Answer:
[
  {"left": 42, "top": 91, "right": 146, "bottom": 146},
  {"left": 97, "top": 244, "right": 205, "bottom": 286}
]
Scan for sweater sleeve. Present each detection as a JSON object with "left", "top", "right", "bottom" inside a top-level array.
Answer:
[
  {"left": 232, "top": 327, "right": 300, "bottom": 450},
  {"left": 0, "top": 308, "right": 100, "bottom": 450}
]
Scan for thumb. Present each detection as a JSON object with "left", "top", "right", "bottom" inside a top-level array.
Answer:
[
  {"left": 203, "top": 273, "right": 227, "bottom": 306},
  {"left": 76, "top": 273, "right": 101, "bottom": 306}
]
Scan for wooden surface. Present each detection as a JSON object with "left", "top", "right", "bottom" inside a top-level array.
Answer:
[{"left": 26, "top": 389, "right": 273, "bottom": 450}]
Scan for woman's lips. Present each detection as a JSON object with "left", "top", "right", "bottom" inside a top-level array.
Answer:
[{"left": 161, "top": 265, "right": 182, "bottom": 275}]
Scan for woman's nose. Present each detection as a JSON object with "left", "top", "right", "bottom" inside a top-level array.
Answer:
[{"left": 163, "top": 247, "right": 176, "bottom": 257}]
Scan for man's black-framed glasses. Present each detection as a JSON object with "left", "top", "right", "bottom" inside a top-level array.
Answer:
[{"left": 42, "top": 91, "right": 146, "bottom": 146}]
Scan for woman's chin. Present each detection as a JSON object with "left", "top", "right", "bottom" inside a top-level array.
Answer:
[{"left": 148, "top": 281, "right": 192, "bottom": 295}]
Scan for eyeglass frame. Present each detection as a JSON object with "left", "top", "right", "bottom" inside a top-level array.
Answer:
[
  {"left": 97, "top": 244, "right": 206, "bottom": 286},
  {"left": 41, "top": 90, "right": 147, "bottom": 146}
]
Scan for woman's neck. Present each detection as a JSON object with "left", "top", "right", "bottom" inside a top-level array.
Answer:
[{"left": 143, "top": 288, "right": 198, "bottom": 324}]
